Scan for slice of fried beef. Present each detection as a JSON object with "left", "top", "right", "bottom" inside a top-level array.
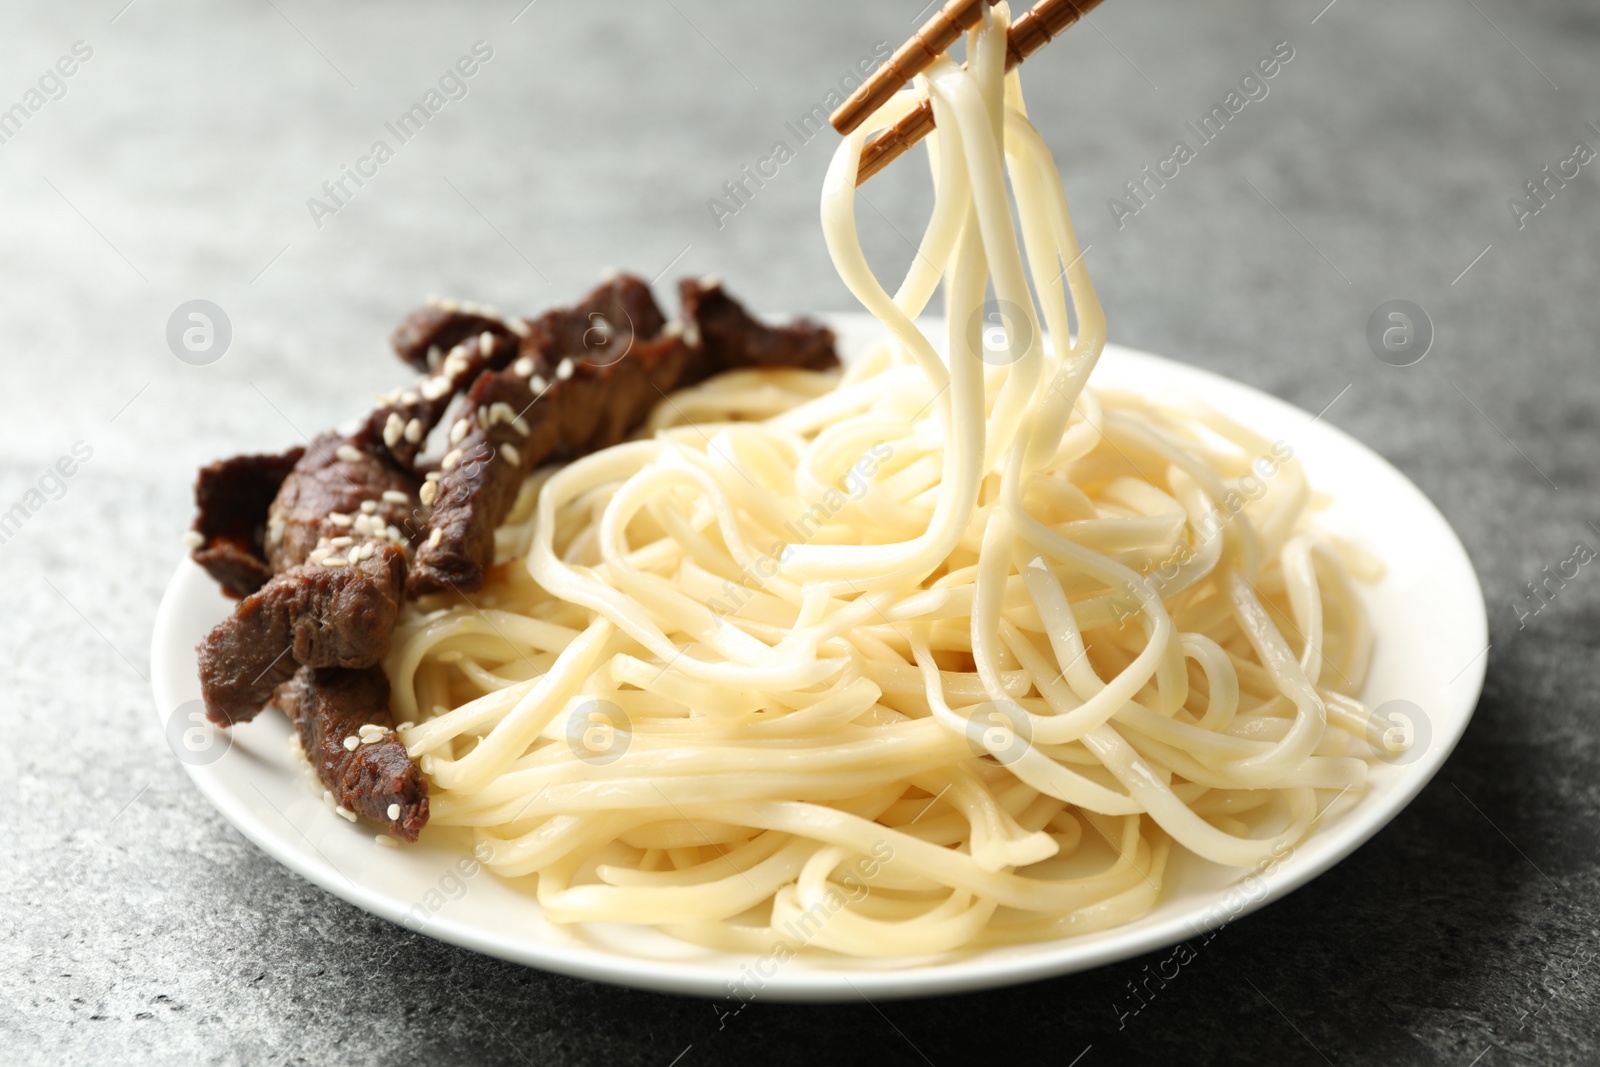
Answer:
[
  {"left": 190, "top": 448, "right": 305, "bottom": 598},
  {"left": 520, "top": 272, "right": 668, "bottom": 357},
  {"left": 265, "top": 434, "right": 422, "bottom": 572},
  {"left": 389, "top": 302, "right": 519, "bottom": 373},
  {"left": 365, "top": 329, "right": 522, "bottom": 469},
  {"left": 406, "top": 273, "right": 690, "bottom": 595},
  {"left": 198, "top": 542, "right": 407, "bottom": 726},
  {"left": 679, "top": 277, "right": 838, "bottom": 373},
  {"left": 406, "top": 275, "right": 836, "bottom": 596},
  {"left": 275, "top": 665, "right": 428, "bottom": 841},
  {"left": 408, "top": 330, "right": 696, "bottom": 595}
]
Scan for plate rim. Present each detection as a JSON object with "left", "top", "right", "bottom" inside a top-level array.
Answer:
[{"left": 150, "top": 319, "right": 1488, "bottom": 1001}]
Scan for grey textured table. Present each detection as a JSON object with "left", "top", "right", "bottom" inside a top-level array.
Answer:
[{"left": 4, "top": 0, "right": 1596, "bottom": 1064}]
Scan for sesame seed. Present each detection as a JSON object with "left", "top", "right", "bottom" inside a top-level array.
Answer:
[
  {"left": 420, "top": 481, "right": 438, "bottom": 506},
  {"left": 323, "top": 789, "right": 335, "bottom": 806},
  {"left": 511, "top": 416, "right": 530, "bottom": 436},
  {"left": 324, "top": 555, "right": 350, "bottom": 567},
  {"left": 508, "top": 318, "right": 531, "bottom": 338},
  {"left": 530, "top": 375, "right": 548, "bottom": 392},
  {"left": 375, "top": 834, "right": 399, "bottom": 848},
  {"left": 336, "top": 444, "right": 364, "bottom": 464},
  {"left": 401, "top": 390, "right": 420, "bottom": 406},
  {"left": 421, "top": 376, "right": 451, "bottom": 401},
  {"left": 477, "top": 407, "right": 490, "bottom": 428},
  {"left": 513, "top": 356, "right": 535, "bottom": 376},
  {"left": 385, "top": 526, "right": 404, "bottom": 541},
  {"left": 361, "top": 734, "right": 382, "bottom": 745},
  {"left": 404, "top": 417, "right": 424, "bottom": 443},
  {"left": 490, "top": 401, "right": 515, "bottom": 426},
  {"left": 309, "top": 547, "right": 331, "bottom": 562},
  {"left": 425, "top": 470, "right": 441, "bottom": 481},
  {"left": 361, "top": 500, "right": 379, "bottom": 514},
  {"left": 358, "top": 542, "right": 376, "bottom": 560},
  {"left": 556, "top": 357, "right": 574, "bottom": 381},
  {"left": 382, "top": 490, "right": 409, "bottom": 505},
  {"left": 479, "top": 331, "right": 495, "bottom": 356},
  {"left": 359, "top": 723, "right": 384, "bottom": 736},
  {"left": 426, "top": 345, "right": 442, "bottom": 369},
  {"left": 387, "top": 803, "right": 402, "bottom": 820},
  {"left": 450, "top": 418, "right": 470, "bottom": 444},
  {"left": 442, "top": 448, "right": 463, "bottom": 470},
  {"left": 329, "top": 536, "right": 353, "bottom": 548},
  {"left": 397, "top": 721, "right": 415, "bottom": 731},
  {"left": 328, "top": 512, "right": 353, "bottom": 527},
  {"left": 342, "top": 736, "right": 359, "bottom": 751},
  {"left": 182, "top": 531, "right": 204, "bottom": 550},
  {"left": 335, "top": 806, "right": 357, "bottom": 822},
  {"left": 444, "top": 351, "right": 469, "bottom": 378},
  {"left": 662, "top": 321, "right": 684, "bottom": 339},
  {"left": 438, "top": 297, "right": 461, "bottom": 312},
  {"left": 428, "top": 528, "right": 443, "bottom": 548},
  {"left": 500, "top": 444, "right": 520, "bottom": 466}
]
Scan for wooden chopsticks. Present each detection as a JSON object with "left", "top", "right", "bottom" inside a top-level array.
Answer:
[
  {"left": 829, "top": 0, "right": 994, "bottom": 138},
  {"left": 829, "top": 0, "right": 1106, "bottom": 185}
]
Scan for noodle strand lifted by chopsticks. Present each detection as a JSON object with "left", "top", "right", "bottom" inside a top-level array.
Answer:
[{"left": 385, "top": 3, "right": 1384, "bottom": 957}]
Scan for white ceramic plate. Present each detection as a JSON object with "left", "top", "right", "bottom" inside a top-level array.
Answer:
[{"left": 150, "top": 317, "right": 1488, "bottom": 1001}]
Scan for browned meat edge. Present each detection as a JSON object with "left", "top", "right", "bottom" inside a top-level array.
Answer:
[
  {"left": 190, "top": 449, "right": 304, "bottom": 598},
  {"left": 678, "top": 277, "right": 838, "bottom": 373},
  {"left": 364, "top": 328, "right": 522, "bottom": 470},
  {"left": 390, "top": 303, "right": 516, "bottom": 373},
  {"left": 198, "top": 540, "right": 407, "bottom": 726},
  {"left": 265, "top": 433, "right": 423, "bottom": 572},
  {"left": 275, "top": 665, "right": 428, "bottom": 841}
]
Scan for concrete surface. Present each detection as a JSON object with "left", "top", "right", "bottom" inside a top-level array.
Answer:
[{"left": 2, "top": 0, "right": 1597, "bottom": 1064}]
